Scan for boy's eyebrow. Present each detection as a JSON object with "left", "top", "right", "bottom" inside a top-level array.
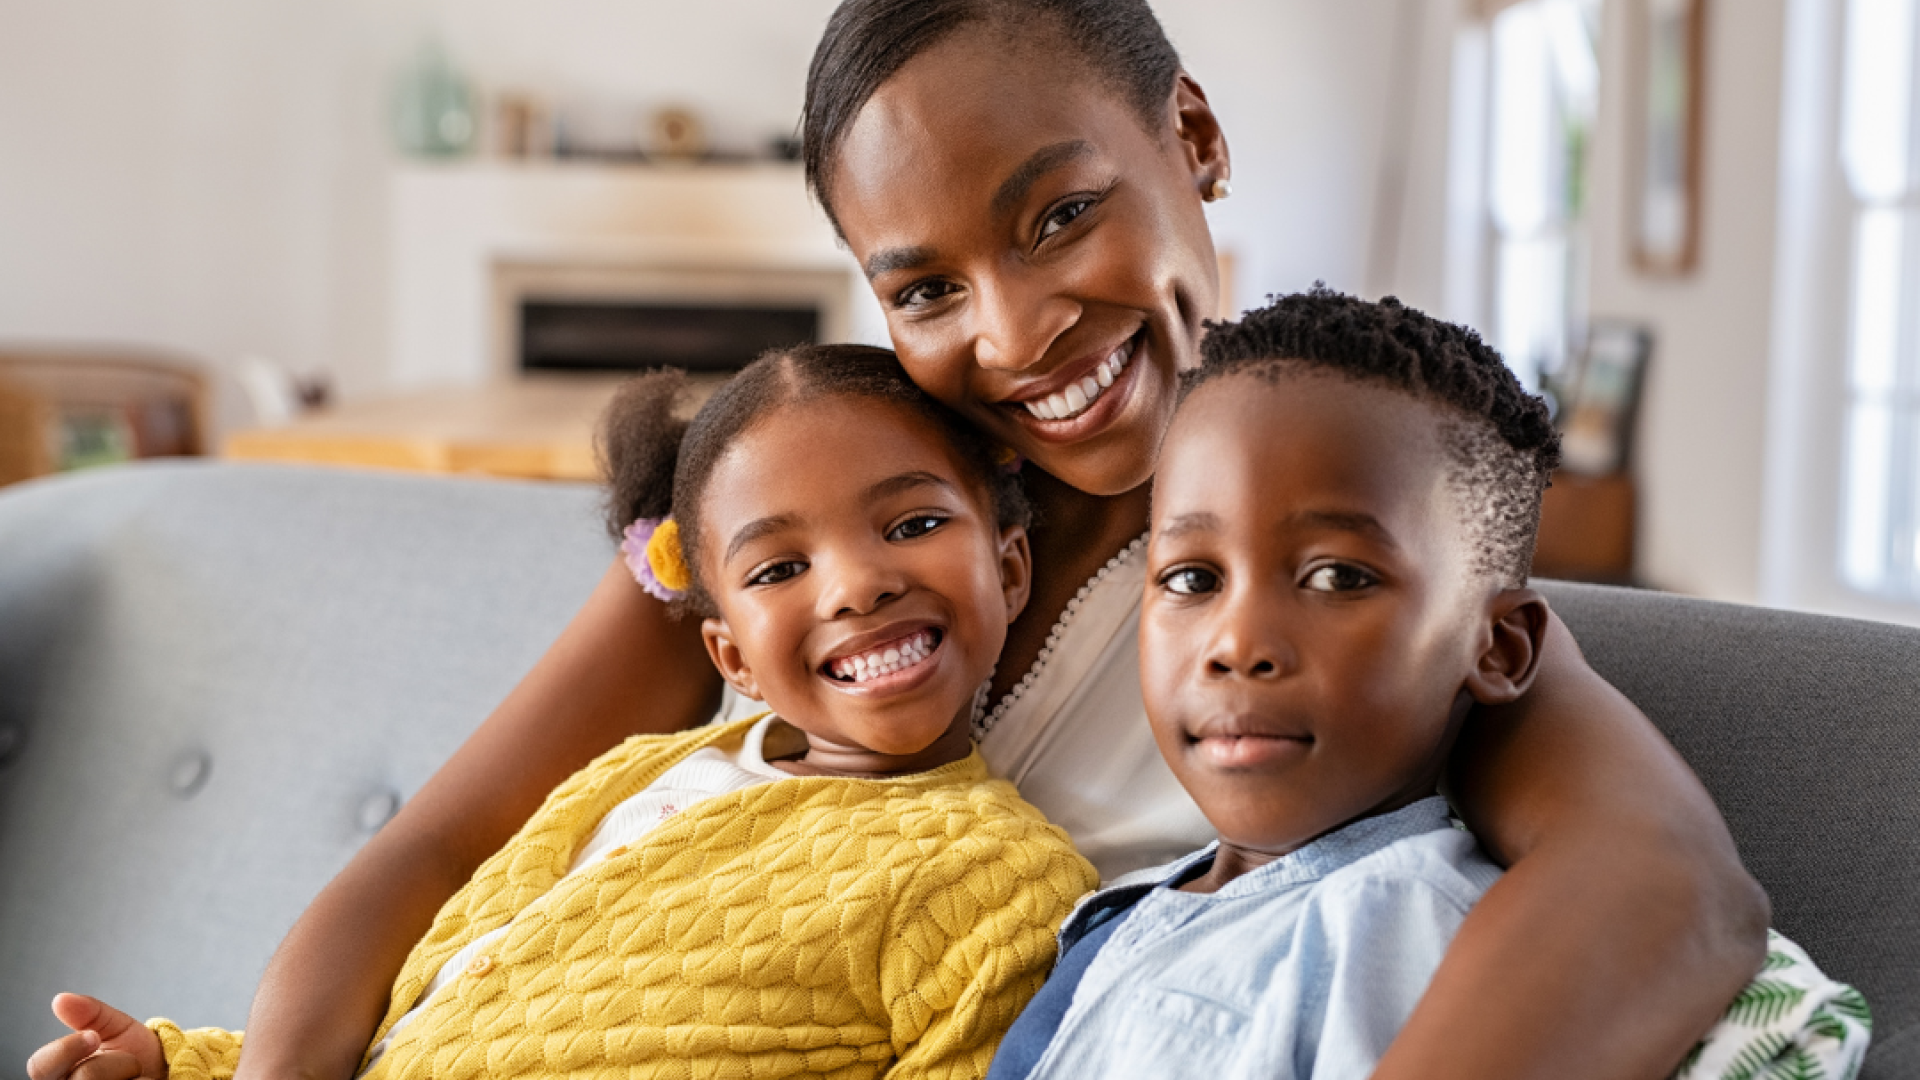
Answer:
[
  {"left": 725, "top": 514, "right": 800, "bottom": 564},
  {"left": 864, "top": 470, "right": 958, "bottom": 504},
  {"left": 1289, "top": 509, "right": 1399, "bottom": 548},
  {"left": 1157, "top": 512, "right": 1222, "bottom": 540}
]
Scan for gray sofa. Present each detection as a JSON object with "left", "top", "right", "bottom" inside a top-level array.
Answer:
[{"left": 2, "top": 462, "right": 1916, "bottom": 1077}]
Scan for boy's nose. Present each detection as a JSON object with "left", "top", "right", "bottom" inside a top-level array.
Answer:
[{"left": 1202, "top": 600, "right": 1294, "bottom": 680}]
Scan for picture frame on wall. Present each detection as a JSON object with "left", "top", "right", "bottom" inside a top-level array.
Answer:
[
  {"left": 1631, "top": 0, "right": 1706, "bottom": 274},
  {"left": 1556, "top": 321, "right": 1653, "bottom": 476}
]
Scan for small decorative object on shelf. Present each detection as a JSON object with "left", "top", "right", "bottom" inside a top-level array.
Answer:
[
  {"left": 649, "top": 107, "right": 707, "bottom": 162},
  {"left": 392, "top": 38, "right": 477, "bottom": 158}
]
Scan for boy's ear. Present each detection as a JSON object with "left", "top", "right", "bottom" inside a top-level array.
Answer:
[
  {"left": 1463, "top": 588, "right": 1550, "bottom": 706},
  {"left": 701, "top": 616, "right": 764, "bottom": 702},
  {"left": 998, "top": 524, "right": 1034, "bottom": 625}
]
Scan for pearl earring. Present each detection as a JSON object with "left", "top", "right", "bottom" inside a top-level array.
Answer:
[{"left": 1205, "top": 177, "right": 1233, "bottom": 202}]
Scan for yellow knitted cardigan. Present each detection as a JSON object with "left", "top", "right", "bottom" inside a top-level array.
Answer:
[{"left": 151, "top": 718, "right": 1097, "bottom": 1080}]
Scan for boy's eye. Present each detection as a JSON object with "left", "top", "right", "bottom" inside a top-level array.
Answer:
[
  {"left": 747, "top": 559, "right": 805, "bottom": 587},
  {"left": 1159, "top": 566, "right": 1220, "bottom": 596},
  {"left": 1302, "top": 563, "right": 1377, "bottom": 593},
  {"left": 888, "top": 513, "right": 948, "bottom": 541}
]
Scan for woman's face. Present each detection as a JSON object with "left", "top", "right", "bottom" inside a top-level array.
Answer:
[{"left": 826, "top": 24, "right": 1229, "bottom": 497}]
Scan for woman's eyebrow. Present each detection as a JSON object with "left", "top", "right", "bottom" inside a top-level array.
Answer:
[{"left": 991, "top": 139, "right": 1095, "bottom": 216}]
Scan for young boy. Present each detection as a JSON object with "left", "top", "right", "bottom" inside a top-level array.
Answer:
[{"left": 988, "top": 290, "right": 1872, "bottom": 1080}]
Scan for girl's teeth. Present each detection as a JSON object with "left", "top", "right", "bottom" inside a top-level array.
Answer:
[
  {"left": 829, "top": 631, "right": 938, "bottom": 684},
  {"left": 1019, "top": 340, "right": 1134, "bottom": 422}
]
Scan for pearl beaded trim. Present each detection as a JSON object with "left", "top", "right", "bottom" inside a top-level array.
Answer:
[{"left": 971, "top": 531, "right": 1151, "bottom": 740}]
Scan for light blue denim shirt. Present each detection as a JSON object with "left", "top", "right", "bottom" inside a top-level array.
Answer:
[{"left": 1020, "top": 796, "right": 1500, "bottom": 1080}]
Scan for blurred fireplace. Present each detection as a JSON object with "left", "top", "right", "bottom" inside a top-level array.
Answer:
[{"left": 493, "top": 262, "right": 852, "bottom": 377}]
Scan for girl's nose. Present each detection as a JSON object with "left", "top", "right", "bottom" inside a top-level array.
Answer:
[{"left": 816, "top": 554, "right": 904, "bottom": 619}]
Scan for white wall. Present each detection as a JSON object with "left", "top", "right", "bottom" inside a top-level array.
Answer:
[
  {"left": 0, "top": 0, "right": 1412, "bottom": 433},
  {"left": 1583, "top": 0, "right": 1790, "bottom": 602}
]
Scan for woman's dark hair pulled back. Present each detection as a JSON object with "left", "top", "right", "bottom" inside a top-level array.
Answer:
[
  {"left": 600, "top": 343, "right": 1029, "bottom": 616},
  {"left": 802, "top": 0, "right": 1183, "bottom": 232}
]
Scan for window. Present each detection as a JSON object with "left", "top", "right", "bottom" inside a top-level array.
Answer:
[
  {"left": 1839, "top": 0, "right": 1920, "bottom": 596},
  {"left": 1483, "top": 0, "right": 1602, "bottom": 393}
]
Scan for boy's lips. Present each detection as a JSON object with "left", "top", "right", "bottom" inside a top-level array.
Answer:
[
  {"left": 1000, "top": 331, "right": 1143, "bottom": 442},
  {"left": 819, "top": 625, "right": 945, "bottom": 695},
  {"left": 1185, "top": 715, "right": 1313, "bottom": 771}
]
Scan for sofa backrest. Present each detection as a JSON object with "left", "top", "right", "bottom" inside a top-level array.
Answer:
[
  {"left": 0, "top": 462, "right": 612, "bottom": 1066},
  {"left": 1, "top": 464, "right": 1915, "bottom": 1075},
  {"left": 1538, "top": 581, "right": 1920, "bottom": 1075}
]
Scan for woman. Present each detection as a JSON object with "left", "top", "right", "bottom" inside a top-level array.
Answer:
[{"left": 233, "top": 3, "right": 1767, "bottom": 1079}]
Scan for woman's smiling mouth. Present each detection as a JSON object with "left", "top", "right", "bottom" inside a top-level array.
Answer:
[
  {"left": 824, "top": 628, "right": 943, "bottom": 685},
  {"left": 1017, "top": 336, "right": 1137, "bottom": 422}
]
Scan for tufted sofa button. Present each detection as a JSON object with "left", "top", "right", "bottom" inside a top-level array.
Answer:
[
  {"left": 168, "top": 749, "right": 211, "bottom": 797},
  {"left": 357, "top": 790, "right": 401, "bottom": 834},
  {"left": 466, "top": 954, "right": 493, "bottom": 977},
  {"left": 0, "top": 723, "right": 23, "bottom": 769}
]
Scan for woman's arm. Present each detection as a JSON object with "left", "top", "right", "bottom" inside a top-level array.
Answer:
[
  {"left": 232, "top": 561, "right": 724, "bottom": 1080},
  {"left": 1373, "top": 609, "right": 1770, "bottom": 1080}
]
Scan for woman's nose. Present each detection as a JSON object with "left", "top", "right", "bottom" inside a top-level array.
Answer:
[{"left": 970, "top": 271, "right": 1076, "bottom": 372}]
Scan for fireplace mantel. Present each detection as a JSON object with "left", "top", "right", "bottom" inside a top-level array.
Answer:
[{"left": 389, "top": 161, "right": 883, "bottom": 389}]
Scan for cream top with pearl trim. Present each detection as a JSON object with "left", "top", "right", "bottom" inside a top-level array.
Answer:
[{"left": 973, "top": 533, "right": 1212, "bottom": 880}]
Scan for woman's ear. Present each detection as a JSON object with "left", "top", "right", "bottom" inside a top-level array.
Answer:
[
  {"left": 1171, "top": 72, "right": 1231, "bottom": 190},
  {"left": 1463, "top": 589, "right": 1550, "bottom": 706},
  {"left": 998, "top": 525, "right": 1034, "bottom": 624},
  {"left": 702, "top": 616, "right": 763, "bottom": 702}
]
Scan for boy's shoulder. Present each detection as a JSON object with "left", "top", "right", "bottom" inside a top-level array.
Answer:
[{"left": 1309, "top": 813, "right": 1501, "bottom": 914}]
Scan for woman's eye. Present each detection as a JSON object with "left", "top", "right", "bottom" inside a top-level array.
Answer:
[
  {"left": 1303, "top": 564, "right": 1377, "bottom": 593},
  {"left": 1160, "top": 566, "right": 1220, "bottom": 596},
  {"left": 747, "top": 560, "right": 805, "bottom": 587},
  {"left": 895, "top": 278, "right": 959, "bottom": 310},
  {"left": 888, "top": 514, "right": 947, "bottom": 541},
  {"left": 1038, "top": 197, "right": 1094, "bottom": 242}
]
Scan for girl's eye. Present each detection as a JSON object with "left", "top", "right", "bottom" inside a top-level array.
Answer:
[
  {"left": 1159, "top": 566, "right": 1220, "bottom": 596},
  {"left": 747, "top": 559, "right": 805, "bottom": 587},
  {"left": 888, "top": 514, "right": 948, "bottom": 541},
  {"left": 1038, "top": 197, "right": 1094, "bottom": 243},
  {"left": 1303, "top": 563, "right": 1378, "bottom": 593},
  {"left": 894, "top": 278, "right": 960, "bottom": 311}
]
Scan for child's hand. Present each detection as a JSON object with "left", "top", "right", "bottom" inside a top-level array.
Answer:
[{"left": 25, "top": 994, "right": 167, "bottom": 1080}]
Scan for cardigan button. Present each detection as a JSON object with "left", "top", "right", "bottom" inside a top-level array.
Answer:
[{"left": 466, "top": 954, "right": 493, "bottom": 977}]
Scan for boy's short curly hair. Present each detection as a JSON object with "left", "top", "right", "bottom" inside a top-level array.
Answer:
[
  {"left": 599, "top": 343, "right": 1030, "bottom": 617},
  {"left": 1184, "top": 288, "right": 1562, "bottom": 586}
]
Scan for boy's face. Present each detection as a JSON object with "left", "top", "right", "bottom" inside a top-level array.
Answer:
[
  {"left": 698, "top": 395, "right": 1029, "bottom": 774},
  {"left": 1142, "top": 370, "right": 1507, "bottom": 858}
]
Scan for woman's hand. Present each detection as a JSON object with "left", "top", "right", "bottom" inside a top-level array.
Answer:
[
  {"left": 26, "top": 995, "right": 167, "bottom": 1080},
  {"left": 1375, "top": 607, "right": 1770, "bottom": 1080},
  {"left": 231, "top": 561, "right": 723, "bottom": 1080}
]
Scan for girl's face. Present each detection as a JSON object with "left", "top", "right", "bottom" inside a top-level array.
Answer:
[
  {"left": 696, "top": 395, "right": 1030, "bottom": 775},
  {"left": 826, "top": 24, "right": 1229, "bottom": 498}
]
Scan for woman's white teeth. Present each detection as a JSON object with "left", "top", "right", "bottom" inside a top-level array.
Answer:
[
  {"left": 1023, "top": 343, "right": 1133, "bottom": 422},
  {"left": 829, "top": 630, "right": 937, "bottom": 684}
]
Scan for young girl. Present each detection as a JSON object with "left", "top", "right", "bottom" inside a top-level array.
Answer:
[{"left": 27, "top": 345, "right": 1098, "bottom": 1080}]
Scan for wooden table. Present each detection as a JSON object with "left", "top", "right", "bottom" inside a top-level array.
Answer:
[{"left": 224, "top": 376, "right": 637, "bottom": 481}]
